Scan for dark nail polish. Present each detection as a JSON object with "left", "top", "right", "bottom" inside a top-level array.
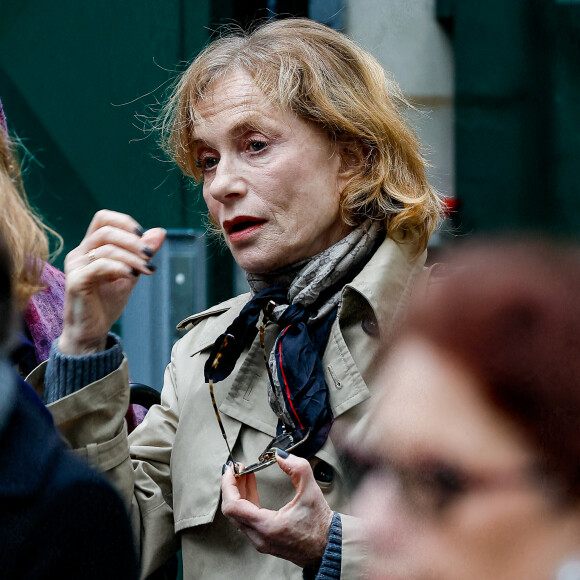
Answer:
[
  {"left": 226, "top": 460, "right": 234, "bottom": 468},
  {"left": 275, "top": 448, "right": 289, "bottom": 459},
  {"left": 134, "top": 226, "right": 145, "bottom": 237},
  {"left": 145, "top": 262, "right": 157, "bottom": 272},
  {"left": 131, "top": 268, "right": 140, "bottom": 277},
  {"left": 222, "top": 464, "right": 227, "bottom": 475},
  {"left": 142, "top": 247, "right": 154, "bottom": 258}
]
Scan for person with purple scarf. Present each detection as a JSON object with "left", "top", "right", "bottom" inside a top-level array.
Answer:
[
  {"left": 0, "top": 97, "right": 66, "bottom": 377},
  {"left": 0, "top": 98, "right": 148, "bottom": 432}
]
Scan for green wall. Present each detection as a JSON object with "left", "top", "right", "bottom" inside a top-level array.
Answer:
[
  {"left": 0, "top": 0, "right": 238, "bottom": 304},
  {"left": 440, "top": 0, "right": 580, "bottom": 239}
]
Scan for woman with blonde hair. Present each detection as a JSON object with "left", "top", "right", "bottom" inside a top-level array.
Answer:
[
  {"left": 0, "top": 99, "right": 65, "bottom": 376},
  {"left": 36, "top": 18, "right": 443, "bottom": 579}
]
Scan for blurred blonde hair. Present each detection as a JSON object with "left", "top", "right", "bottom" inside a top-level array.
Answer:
[
  {"left": 0, "top": 127, "right": 62, "bottom": 309},
  {"left": 160, "top": 18, "right": 444, "bottom": 254}
]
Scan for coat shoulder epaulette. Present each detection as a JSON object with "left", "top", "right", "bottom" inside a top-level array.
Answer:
[{"left": 176, "top": 292, "right": 250, "bottom": 332}]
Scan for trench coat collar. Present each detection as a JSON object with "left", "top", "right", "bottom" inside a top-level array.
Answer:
[
  {"left": 185, "top": 237, "right": 425, "bottom": 441},
  {"left": 323, "top": 236, "right": 426, "bottom": 418},
  {"left": 342, "top": 235, "right": 426, "bottom": 344}
]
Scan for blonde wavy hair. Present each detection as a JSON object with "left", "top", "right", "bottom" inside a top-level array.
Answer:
[
  {"left": 161, "top": 18, "right": 444, "bottom": 254},
  {"left": 0, "top": 126, "right": 62, "bottom": 309}
]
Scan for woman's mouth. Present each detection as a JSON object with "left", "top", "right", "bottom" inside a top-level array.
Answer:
[{"left": 223, "top": 217, "right": 267, "bottom": 242}]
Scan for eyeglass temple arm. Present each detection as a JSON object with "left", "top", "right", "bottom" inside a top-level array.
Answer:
[
  {"left": 209, "top": 335, "right": 236, "bottom": 466},
  {"left": 260, "top": 301, "right": 278, "bottom": 391},
  {"left": 209, "top": 302, "right": 278, "bottom": 476}
]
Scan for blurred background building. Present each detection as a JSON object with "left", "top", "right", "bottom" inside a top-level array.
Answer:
[{"left": 1, "top": 0, "right": 579, "bottom": 387}]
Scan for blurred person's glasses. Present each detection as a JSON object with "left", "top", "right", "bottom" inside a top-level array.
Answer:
[
  {"left": 207, "top": 300, "right": 310, "bottom": 478},
  {"left": 356, "top": 456, "right": 541, "bottom": 517}
]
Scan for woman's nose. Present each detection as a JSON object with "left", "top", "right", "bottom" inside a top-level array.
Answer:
[{"left": 206, "top": 156, "right": 247, "bottom": 203}]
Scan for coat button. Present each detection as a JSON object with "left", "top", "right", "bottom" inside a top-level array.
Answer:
[
  {"left": 313, "top": 461, "right": 334, "bottom": 485},
  {"left": 361, "top": 313, "right": 379, "bottom": 336}
]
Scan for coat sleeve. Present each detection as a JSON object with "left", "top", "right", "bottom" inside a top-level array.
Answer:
[
  {"left": 340, "top": 513, "right": 367, "bottom": 579},
  {"left": 28, "top": 356, "right": 181, "bottom": 579}
]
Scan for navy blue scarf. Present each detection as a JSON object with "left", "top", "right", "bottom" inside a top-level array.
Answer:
[
  {"left": 204, "top": 285, "right": 337, "bottom": 459},
  {"left": 204, "top": 221, "right": 383, "bottom": 460}
]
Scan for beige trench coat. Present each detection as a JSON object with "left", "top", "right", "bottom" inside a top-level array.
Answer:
[{"left": 30, "top": 236, "right": 425, "bottom": 580}]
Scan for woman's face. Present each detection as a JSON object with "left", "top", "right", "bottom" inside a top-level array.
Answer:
[
  {"left": 193, "top": 70, "right": 352, "bottom": 273},
  {"left": 354, "top": 337, "right": 580, "bottom": 580}
]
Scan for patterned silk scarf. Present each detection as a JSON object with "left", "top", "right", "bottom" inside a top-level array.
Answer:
[{"left": 205, "top": 220, "right": 383, "bottom": 458}]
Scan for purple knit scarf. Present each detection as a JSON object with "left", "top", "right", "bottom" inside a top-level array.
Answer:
[
  {"left": 0, "top": 97, "right": 7, "bottom": 134},
  {"left": 1, "top": 99, "right": 64, "bottom": 363},
  {"left": 23, "top": 263, "right": 66, "bottom": 364}
]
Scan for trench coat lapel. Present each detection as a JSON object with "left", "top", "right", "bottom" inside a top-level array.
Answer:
[{"left": 219, "top": 331, "right": 278, "bottom": 438}]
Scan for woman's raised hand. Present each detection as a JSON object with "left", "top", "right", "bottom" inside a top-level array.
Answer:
[
  {"left": 58, "top": 210, "right": 166, "bottom": 355},
  {"left": 221, "top": 451, "right": 334, "bottom": 569}
]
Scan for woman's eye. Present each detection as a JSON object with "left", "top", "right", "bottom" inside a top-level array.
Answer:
[
  {"left": 248, "top": 140, "right": 267, "bottom": 153},
  {"left": 196, "top": 156, "right": 219, "bottom": 171},
  {"left": 430, "top": 466, "right": 467, "bottom": 509}
]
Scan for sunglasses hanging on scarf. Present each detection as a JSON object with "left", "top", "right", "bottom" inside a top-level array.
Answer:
[{"left": 204, "top": 286, "right": 336, "bottom": 477}]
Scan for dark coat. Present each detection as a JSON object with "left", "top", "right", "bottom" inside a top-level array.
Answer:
[{"left": 0, "top": 372, "right": 139, "bottom": 579}]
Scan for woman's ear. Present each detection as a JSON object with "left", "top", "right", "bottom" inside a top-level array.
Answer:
[
  {"left": 336, "top": 139, "right": 365, "bottom": 192},
  {"left": 338, "top": 140, "right": 364, "bottom": 174}
]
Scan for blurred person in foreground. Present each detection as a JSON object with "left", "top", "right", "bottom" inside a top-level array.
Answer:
[
  {"left": 31, "top": 18, "right": 443, "bottom": 579},
  {"left": 354, "top": 239, "right": 580, "bottom": 580},
  {"left": 0, "top": 231, "right": 138, "bottom": 579},
  {"left": 0, "top": 98, "right": 65, "bottom": 376}
]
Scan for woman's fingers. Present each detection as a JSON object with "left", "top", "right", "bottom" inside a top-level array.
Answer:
[
  {"left": 84, "top": 209, "right": 146, "bottom": 239},
  {"left": 59, "top": 210, "right": 166, "bottom": 355},
  {"left": 141, "top": 227, "right": 166, "bottom": 254},
  {"left": 242, "top": 472, "right": 261, "bottom": 507},
  {"left": 73, "top": 227, "right": 156, "bottom": 264},
  {"left": 67, "top": 220, "right": 166, "bottom": 278},
  {"left": 221, "top": 466, "right": 261, "bottom": 512},
  {"left": 274, "top": 451, "right": 316, "bottom": 495},
  {"left": 76, "top": 243, "right": 156, "bottom": 277},
  {"left": 67, "top": 254, "right": 143, "bottom": 287}
]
